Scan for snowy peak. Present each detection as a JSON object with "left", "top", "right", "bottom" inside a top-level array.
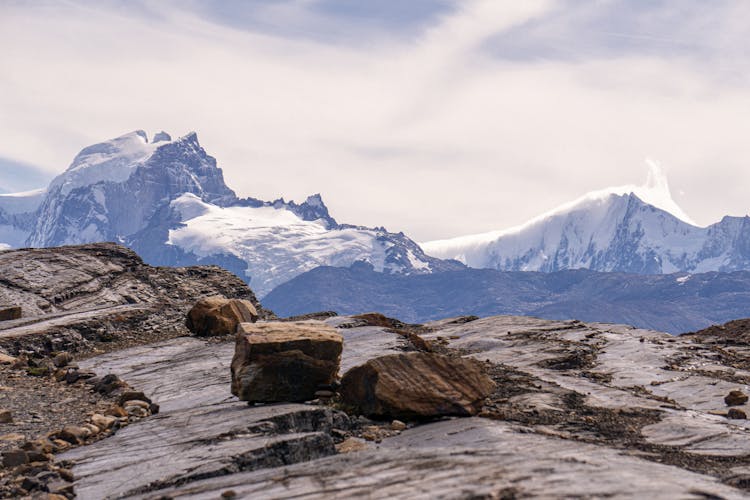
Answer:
[{"left": 423, "top": 164, "right": 749, "bottom": 275}]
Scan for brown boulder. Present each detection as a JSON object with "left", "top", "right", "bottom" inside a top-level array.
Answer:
[
  {"left": 231, "top": 322, "right": 342, "bottom": 403},
  {"left": 187, "top": 297, "right": 258, "bottom": 336},
  {"left": 0, "top": 306, "right": 21, "bottom": 321},
  {"left": 725, "top": 390, "right": 749, "bottom": 406},
  {"left": 340, "top": 352, "right": 495, "bottom": 420},
  {"left": 728, "top": 408, "right": 747, "bottom": 420}
]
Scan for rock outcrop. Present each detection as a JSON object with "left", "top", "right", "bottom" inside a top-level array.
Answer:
[
  {"left": 0, "top": 242, "right": 269, "bottom": 356},
  {"left": 340, "top": 352, "right": 495, "bottom": 419},
  {"left": 231, "top": 322, "right": 343, "bottom": 403},
  {"left": 186, "top": 297, "right": 258, "bottom": 336}
]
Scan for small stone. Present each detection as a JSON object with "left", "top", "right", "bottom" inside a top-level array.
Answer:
[
  {"left": 119, "top": 391, "right": 152, "bottom": 406},
  {"left": 123, "top": 399, "right": 151, "bottom": 410},
  {"left": 26, "top": 450, "right": 50, "bottom": 463},
  {"left": 0, "top": 305, "right": 22, "bottom": 321},
  {"left": 46, "top": 495, "right": 69, "bottom": 500},
  {"left": 91, "top": 413, "right": 117, "bottom": 430},
  {"left": 125, "top": 406, "right": 148, "bottom": 417},
  {"left": 725, "top": 390, "right": 749, "bottom": 406},
  {"left": 149, "top": 403, "right": 160, "bottom": 415},
  {"left": 2, "top": 449, "right": 28, "bottom": 467},
  {"left": 57, "top": 425, "right": 90, "bottom": 445},
  {"left": 47, "top": 479, "right": 75, "bottom": 496},
  {"left": 105, "top": 405, "right": 128, "bottom": 418},
  {"left": 335, "top": 437, "right": 369, "bottom": 453},
  {"left": 728, "top": 408, "right": 747, "bottom": 419},
  {"left": 21, "top": 439, "right": 53, "bottom": 454},
  {"left": 361, "top": 431, "right": 379, "bottom": 442},
  {"left": 221, "top": 491, "right": 238, "bottom": 499},
  {"left": 21, "top": 476, "right": 41, "bottom": 492},
  {"left": 93, "top": 373, "right": 122, "bottom": 395},
  {"left": 52, "top": 352, "right": 73, "bottom": 368},
  {"left": 0, "top": 352, "right": 17, "bottom": 365},
  {"left": 390, "top": 419, "right": 407, "bottom": 431},
  {"left": 82, "top": 423, "right": 100, "bottom": 436},
  {"left": 0, "top": 433, "right": 25, "bottom": 442},
  {"left": 0, "top": 409, "right": 13, "bottom": 423},
  {"left": 57, "top": 468, "right": 75, "bottom": 482},
  {"left": 51, "top": 439, "right": 71, "bottom": 451}
]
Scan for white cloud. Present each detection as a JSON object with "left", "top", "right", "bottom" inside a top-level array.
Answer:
[{"left": 0, "top": 0, "right": 749, "bottom": 241}]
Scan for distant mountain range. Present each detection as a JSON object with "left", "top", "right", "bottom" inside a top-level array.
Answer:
[
  {"left": 2, "top": 130, "right": 750, "bottom": 325},
  {"left": 263, "top": 262, "right": 750, "bottom": 334},
  {"left": 423, "top": 164, "right": 750, "bottom": 275},
  {"left": 0, "top": 131, "right": 459, "bottom": 295}
]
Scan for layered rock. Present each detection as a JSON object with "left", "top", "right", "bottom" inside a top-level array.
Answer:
[
  {"left": 186, "top": 297, "right": 258, "bottom": 336},
  {"left": 231, "top": 322, "right": 343, "bottom": 403},
  {"left": 340, "top": 352, "right": 495, "bottom": 419}
]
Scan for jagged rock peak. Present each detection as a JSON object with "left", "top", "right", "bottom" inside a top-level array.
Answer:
[{"left": 152, "top": 131, "right": 172, "bottom": 143}]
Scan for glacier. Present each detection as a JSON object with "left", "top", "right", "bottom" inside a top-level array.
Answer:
[{"left": 423, "top": 163, "right": 750, "bottom": 275}]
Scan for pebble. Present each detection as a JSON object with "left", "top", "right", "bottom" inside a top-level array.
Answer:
[
  {"left": 119, "top": 391, "right": 152, "bottom": 406},
  {"left": 0, "top": 409, "right": 13, "bottom": 423},
  {"left": 124, "top": 399, "right": 151, "bottom": 410},
  {"left": 91, "top": 413, "right": 117, "bottom": 430},
  {"left": 2, "top": 449, "right": 28, "bottom": 467},
  {"left": 390, "top": 419, "right": 407, "bottom": 431},
  {"left": 335, "top": 437, "right": 369, "bottom": 453},
  {"left": 52, "top": 352, "right": 73, "bottom": 368},
  {"left": 105, "top": 405, "right": 128, "bottom": 418}
]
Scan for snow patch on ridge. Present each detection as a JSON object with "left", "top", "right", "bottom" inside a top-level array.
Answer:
[
  {"left": 49, "top": 131, "right": 175, "bottom": 196},
  {"left": 167, "top": 193, "right": 392, "bottom": 296},
  {"left": 423, "top": 160, "right": 695, "bottom": 255}
]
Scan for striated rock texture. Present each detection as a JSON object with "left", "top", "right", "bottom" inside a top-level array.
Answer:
[
  {"left": 340, "top": 352, "right": 495, "bottom": 419},
  {"left": 186, "top": 297, "right": 258, "bottom": 336},
  {"left": 60, "top": 315, "right": 750, "bottom": 499},
  {"left": 0, "top": 242, "right": 270, "bottom": 355},
  {"left": 231, "top": 322, "right": 343, "bottom": 403}
]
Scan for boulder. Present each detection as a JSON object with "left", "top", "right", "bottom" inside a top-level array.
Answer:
[
  {"left": 0, "top": 305, "right": 21, "bottom": 321},
  {"left": 340, "top": 352, "right": 495, "bottom": 420},
  {"left": 231, "top": 322, "right": 342, "bottom": 403},
  {"left": 187, "top": 297, "right": 258, "bottom": 336}
]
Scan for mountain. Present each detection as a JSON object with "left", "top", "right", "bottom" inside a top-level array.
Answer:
[
  {"left": 423, "top": 163, "right": 750, "bottom": 275},
  {"left": 263, "top": 262, "right": 750, "bottom": 333},
  {"left": 0, "top": 130, "right": 460, "bottom": 295}
]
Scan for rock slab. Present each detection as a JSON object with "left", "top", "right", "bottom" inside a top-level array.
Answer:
[
  {"left": 231, "top": 322, "right": 343, "bottom": 403},
  {"left": 187, "top": 297, "right": 259, "bottom": 336},
  {"left": 340, "top": 352, "right": 495, "bottom": 419}
]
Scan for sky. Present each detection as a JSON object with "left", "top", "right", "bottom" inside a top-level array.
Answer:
[{"left": 1, "top": 0, "right": 749, "bottom": 241}]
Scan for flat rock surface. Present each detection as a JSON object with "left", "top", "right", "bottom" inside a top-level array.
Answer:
[{"left": 62, "top": 315, "right": 750, "bottom": 498}]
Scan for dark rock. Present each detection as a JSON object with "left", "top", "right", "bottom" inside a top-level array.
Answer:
[
  {"left": 0, "top": 305, "right": 22, "bottom": 321},
  {"left": 2, "top": 449, "right": 29, "bottom": 467},
  {"left": 728, "top": 408, "right": 747, "bottom": 419},
  {"left": 724, "top": 390, "right": 748, "bottom": 406},
  {"left": 93, "top": 373, "right": 122, "bottom": 395},
  {"left": 52, "top": 352, "right": 73, "bottom": 368},
  {"left": 20, "top": 476, "right": 42, "bottom": 492},
  {"left": 0, "top": 409, "right": 12, "bottom": 423},
  {"left": 119, "top": 391, "right": 152, "bottom": 406},
  {"left": 187, "top": 297, "right": 258, "bottom": 336},
  {"left": 340, "top": 352, "right": 495, "bottom": 420},
  {"left": 231, "top": 322, "right": 342, "bottom": 403}
]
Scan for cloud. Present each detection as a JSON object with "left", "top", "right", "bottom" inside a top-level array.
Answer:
[{"left": 0, "top": 0, "right": 749, "bottom": 241}]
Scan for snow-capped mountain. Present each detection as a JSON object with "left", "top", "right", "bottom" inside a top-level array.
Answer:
[
  {"left": 423, "top": 163, "right": 750, "bottom": 275},
  {"left": 2, "top": 130, "right": 459, "bottom": 295}
]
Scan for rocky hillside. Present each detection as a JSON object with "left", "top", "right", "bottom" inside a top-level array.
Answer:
[
  {"left": 0, "top": 242, "right": 269, "bottom": 355},
  {"left": 263, "top": 262, "right": 750, "bottom": 333}
]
